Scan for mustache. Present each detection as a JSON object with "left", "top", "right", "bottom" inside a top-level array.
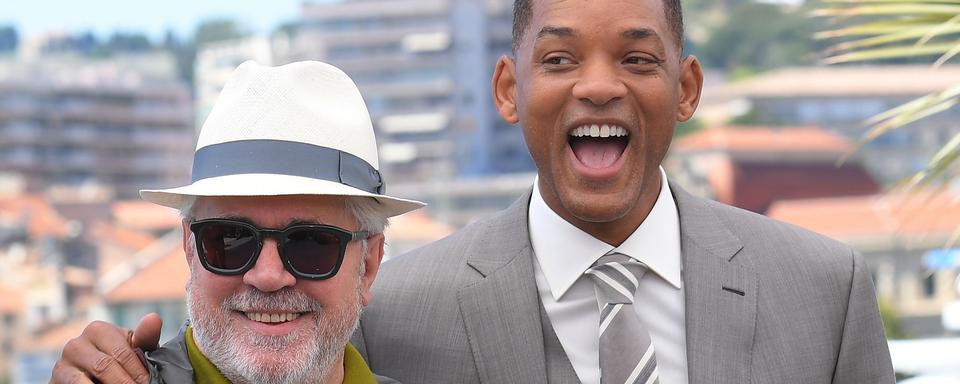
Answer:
[{"left": 222, "top": 287, "right": 324, "bottom": 313}]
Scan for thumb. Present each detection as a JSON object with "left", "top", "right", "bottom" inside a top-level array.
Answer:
[{"left": 132, "top": 313, "right": 163, "bottom": 351}]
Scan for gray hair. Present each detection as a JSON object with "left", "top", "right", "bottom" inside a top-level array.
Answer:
[
  {"left": 177, "top": 195, "right": 389, "bottom": 232},
  {"left": 344, "top": 197, "right": 390, "bottom": 235}
]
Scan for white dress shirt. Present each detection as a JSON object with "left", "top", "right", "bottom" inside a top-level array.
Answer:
[{"left": 530, "top": 168, "right": 688, "bottom": 384}]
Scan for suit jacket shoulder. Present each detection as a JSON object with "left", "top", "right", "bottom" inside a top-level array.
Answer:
[
  {"left": 674, "top": 185, "right": 894, "bottom": 383},
  {"left": 355, "top": 193, "right": 539, "bottom": 384}
]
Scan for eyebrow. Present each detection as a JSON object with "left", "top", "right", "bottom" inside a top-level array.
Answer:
[
  {"left": 535, "top": 26, "right": 661, "bottom": 43},
  {"left": 536, "top": 25, "right": 577, "bottom": 40},
  {"left": 623, "top": 28, "right": 658, "bottom": 40}
]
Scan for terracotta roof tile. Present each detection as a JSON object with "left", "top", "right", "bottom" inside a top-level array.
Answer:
[
  {"left": 0, "top": 283, "right": 24, "bottom": 314},
  {"left": 106, "top": 245, "right": 188, "bottom": 303},
  {"left": 0, "top": 196, "right": 69, "bottom": 238},
  {"left": 385, "top": 211, "right": 454, "bottom": 242},
  {"left": 111, "top": 201, "right": 180, "bottom": 232},
  {"left": 767, "top": 190, "right": 960, "bottom": 240},
  {"left": 89, "top": 222, "right": 157, "bottom": 251},
  {"left": 23, "top": 320, "right": 90, "bottom": 352},
  {"left": 676, "top": 126, "right": 851, "bottom": 154}
]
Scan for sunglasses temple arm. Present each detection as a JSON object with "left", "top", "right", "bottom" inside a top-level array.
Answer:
[{"left": 353, "top": 231, "right": 374, "bottom": 241}]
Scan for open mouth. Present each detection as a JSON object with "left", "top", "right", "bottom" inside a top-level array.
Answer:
[
  {"left": 568, "top": 124, "right": 630, "bottom": 169},
  {"left": 244, "top": 312, "right": 303, "bottom": 324}
]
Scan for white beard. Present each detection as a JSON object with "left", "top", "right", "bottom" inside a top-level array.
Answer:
[{"left": 186, "top": 279, "right": 363, "bottom": 384}]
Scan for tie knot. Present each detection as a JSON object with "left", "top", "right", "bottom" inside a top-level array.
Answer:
[{"left": 585, "top": 253, "right": 648, "bottom": 304}]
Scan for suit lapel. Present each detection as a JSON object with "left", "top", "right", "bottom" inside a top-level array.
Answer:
[
  {"left": 673, "top": 184, "right": 758, "bottom": 384},
  {"left": 457, "top": 191, "right": 550, "bottom": 384}
]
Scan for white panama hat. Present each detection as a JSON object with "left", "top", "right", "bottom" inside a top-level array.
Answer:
[{"left": 140, "top": 60, "right": 425, "bottom": 217}]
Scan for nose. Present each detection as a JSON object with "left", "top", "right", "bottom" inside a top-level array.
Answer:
[
  {"left": 572, "top": 61, "right": 627, "bottom": 106},
  {"left": 242, "top": 238, "right": 297, "bottom": 292}
]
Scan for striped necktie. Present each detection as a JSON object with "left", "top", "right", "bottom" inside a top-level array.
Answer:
[{"left": 585, "top": 253, "right": 660, "bottom": 384}]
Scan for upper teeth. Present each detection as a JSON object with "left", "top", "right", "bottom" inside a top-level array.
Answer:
[
  {"left": 570, "top": 124, "right": 628, "bottom": 138},
  {"left": 245, "top": 312, "right": 301, "bottom": 323}
]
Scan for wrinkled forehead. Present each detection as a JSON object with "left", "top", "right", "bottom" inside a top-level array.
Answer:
[
  {"left": 524, "top": 0, "right": 674, "bottom": 47},
  {"left": 191, "top": 195, "right": 353, "bottom": 228}
]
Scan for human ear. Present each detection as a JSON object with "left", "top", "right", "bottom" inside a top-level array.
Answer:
[
  {"left": 677, "top": 55, "right": 704, "bottom": 122},
  {"left": 492, "top": 55, "right": 520, "bottom": 124}
]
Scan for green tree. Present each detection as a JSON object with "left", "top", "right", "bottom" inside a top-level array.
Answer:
[
  {"left": 163, "top": 19, "right": 249, "bottom": 85},
  {"left": 194, "top": 19, "right": 248, "bottom": 47},
  {"left": 815, "top": 0, "right": 960, "bottom": 192},
  {"left": 699, "top": 2, "right": 821, "bottom": 74},
  {"left": 878, "top": 297, "right": 908, "bottom": 339}
]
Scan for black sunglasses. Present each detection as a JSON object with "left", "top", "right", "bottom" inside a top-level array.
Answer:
[{"left": 189, "top": 219, "right": 371, "bottom": 280}]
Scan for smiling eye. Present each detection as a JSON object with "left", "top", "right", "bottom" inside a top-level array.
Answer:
[
  {"left": 543, "top": 56, "right": 573, "bottom": 66},
  {"left": 623, "top": 56, "right": 658, "bottom": 65}
]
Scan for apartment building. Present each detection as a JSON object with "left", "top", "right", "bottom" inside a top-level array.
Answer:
[{"left": 0, "top": 53, "right": 194, "bottom": 199}]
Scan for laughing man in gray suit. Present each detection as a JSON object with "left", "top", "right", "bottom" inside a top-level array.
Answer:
[
  {"left": 353, "top": 0, "right": 894, "bottom": 383},
  {"left": 52, "top": 0, "right": 894, "bottom": 383}
]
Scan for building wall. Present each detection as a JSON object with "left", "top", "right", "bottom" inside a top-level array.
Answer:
[
  {"left": 863, "top": 244, "right": 960, "bottom": 337},
  {"left": 747, "top": 95, "right": 960, "bottom": 185},
  {"left": 0, "top": 311, "right": 21, "bottom": 383},
  {"left": 0, "top": 54, "right": 194, "bottom": 199},
  {"left": 293, "top": 0, "right": 532, "bottom": 184},
  {"left": 108, "top": 300, "right": 186, "bottom": 344}
]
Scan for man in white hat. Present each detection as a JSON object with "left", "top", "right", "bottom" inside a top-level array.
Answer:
[{"left": 52, "top": 60, "right": 422, "bottom": 384}]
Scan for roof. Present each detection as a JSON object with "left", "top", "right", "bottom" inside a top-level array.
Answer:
[
  {"left": 111, "top": 201, "right": 180, "bottom": 232},
  {"left": 106, "top": 245, "right": 188, "bottom": 303},
  {"left": 385, "top": 210, "right": 454, "bottom": 242},
  {"left": 22, "top": 320, "right": 90, "bottom": 352},
  {"left": 0, "top": 196, "right": 70, "bottom": 238},
  {"left": 89, "top": 222, "right": 157, "bottom": 251},
  {"left": 674, "top": 126, "right": 880, "bottom": 213},
  {"left": 722, "top": 65, "right": 960, "bottom": 98},
  {"left": 767, "top": 189, "right": 960, "bottom": 241},
  {"left": 675, "top": 126, "right": 851, "bottom": 154},
  {"left": 0, "top": 283, "right": 24, "bottom": 314}
]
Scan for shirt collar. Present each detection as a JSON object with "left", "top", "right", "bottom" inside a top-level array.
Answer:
[{"left": 529, "top": 167, "right": 683, "bottom": 301}]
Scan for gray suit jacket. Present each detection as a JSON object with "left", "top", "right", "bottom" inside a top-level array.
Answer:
[{"left": 353, "top": 184, "right": 895, "bottom": 383}]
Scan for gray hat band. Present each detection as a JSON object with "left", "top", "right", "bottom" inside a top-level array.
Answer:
[{"left": 191, "top": 139, "right": 384, "bottom": 195}]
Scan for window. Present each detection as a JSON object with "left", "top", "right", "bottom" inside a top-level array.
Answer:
[{"left": 922, "top": 272, "right": 936, "bottom": 298}]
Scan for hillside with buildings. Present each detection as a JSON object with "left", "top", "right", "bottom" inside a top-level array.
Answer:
[{"left": 0, "top": 0, "right": 958, "bottom": 382}]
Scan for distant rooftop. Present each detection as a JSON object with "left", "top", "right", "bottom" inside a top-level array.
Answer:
[
  {"left": 111, "top": 201, "right": 180, "bottom": 233},
  {"left": 21, "top": 320, "right": 89, "bottom": 352},
  {"left": 0, "top": 196, "right": 69, "bottom": 239},
  {"left": 0, "top": 52, "right": 182, "bottom": 90},
  {"left": 106, "top": 244, "right": 188, "bottom": 303},
  {"left": 385, "top": 210, "right": 454, "bottom": 242},
  {"left": 673, "top": 126, "right": 880, "bottom": 213},
  {"left": 0, "top": 283, "right": 24, "bottom": 314},
  {"left": 722, "top": 65, "right": 960, "bottom": 98},
  {"left": 768, "top": 189, "right": 960, "bottom": 244},
  {"left": 676, "top": 126, "right": 851, "bottom": 154},
  {"left": 89, "top": 222, "right": 157, "bottom": 251}
]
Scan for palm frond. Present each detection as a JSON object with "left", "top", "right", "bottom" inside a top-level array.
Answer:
[{"left": 819, "top": 0, "right": 960, "bottom": 190}]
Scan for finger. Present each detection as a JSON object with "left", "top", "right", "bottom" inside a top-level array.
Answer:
[
  {"left": 132, "top": 313, "right": 162, "bottom": 351},
  {"left": 50, "top": 360, "right": 95, "bottom": 384},
  {"left": 82, "top": 322, "right": 150, "bottom": 384},
  {"left": 76, "top": 348, "right": 140, "bottom": 384},
  {"left": 57, "top": 334, "right": 139, "bottom": 384}
]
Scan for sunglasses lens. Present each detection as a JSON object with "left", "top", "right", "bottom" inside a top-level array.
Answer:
[
  {"left": 284, "top": 228, "right": 343, "bottom": 276},
  {"left": 199, "top": 223, "right": 258, "bottom": 271}
]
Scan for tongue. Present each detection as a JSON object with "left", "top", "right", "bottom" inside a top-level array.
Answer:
[{"left": 572, "top": 139, "right": 624, "bottom": 169}]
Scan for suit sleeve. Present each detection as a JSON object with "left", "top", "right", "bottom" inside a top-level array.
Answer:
[{"left": 831, "top": 250, "right": 896, "bottom": 384}]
